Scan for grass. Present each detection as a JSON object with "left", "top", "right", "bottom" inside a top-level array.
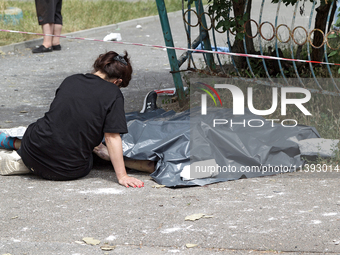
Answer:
[{"left": 0, "top": 0, "right": 183, "bottom": 46}]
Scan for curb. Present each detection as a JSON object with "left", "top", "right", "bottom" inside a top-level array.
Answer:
[{"left": 0, "top": 10, "right": 182, "bottom": 53}]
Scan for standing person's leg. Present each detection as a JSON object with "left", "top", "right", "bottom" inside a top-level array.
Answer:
[
  {"left": 52, "top": 0, "right": 63, "bottom": 50},
  {"left": 44, "top": 0, "right": 63, "bottom": 50},
  {"left": 41, "top": 23, "right": 54, "bottom": 49},
  {"left": 52, "top": 24, "right": 62, "bottom": 48},
  {"left": 32, "top": 0, "right": 55, "bottom": 53},
  {"left": 39, "top": 0, "right": 63, "bottom": 50}
]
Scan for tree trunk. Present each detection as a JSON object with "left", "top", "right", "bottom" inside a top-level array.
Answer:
[
  {"left": 312, "top": 3, "right": 331, "bottom": 62},
  {"left": 231, "top": 0, "right": 255, "bottom": 69},
  {"left": 244, "top": 0, "right": 255, "bottom": 54},
  {"left": 328, "top": 2, "right": 337, "bottom": 32}
]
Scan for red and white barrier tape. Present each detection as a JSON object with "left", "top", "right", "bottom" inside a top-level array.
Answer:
[{"left": 1, "top": 28, "right": 340, "bottom": 67}]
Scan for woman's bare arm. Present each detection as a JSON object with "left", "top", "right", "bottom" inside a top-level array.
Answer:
[{"left": 104, "top": 133, "right": 144, "bottom": 188}]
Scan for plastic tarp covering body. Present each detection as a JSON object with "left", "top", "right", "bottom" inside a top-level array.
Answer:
[{"left": 123, "top": 108, "right": 320, "bottom": 187}]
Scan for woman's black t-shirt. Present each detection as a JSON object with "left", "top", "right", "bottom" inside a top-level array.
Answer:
[{"left": 20, "top": 73, "right": 128, "bottom": 179}]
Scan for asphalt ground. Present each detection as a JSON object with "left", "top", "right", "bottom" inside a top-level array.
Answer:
[{"left": 1, "top": 4, "right": 340, "bottom": 255}]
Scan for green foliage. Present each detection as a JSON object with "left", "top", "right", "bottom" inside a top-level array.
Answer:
[
  {"left": 207, "top": 0, "right": 232, "bottom": 32},
  {"left": 327, "top": 31, "right": 340, "bottom": 73},
  {"left": 185, "top": 0, "right": 248, "bottom": 40},
  {"left": 207, "top": 0, "right": 249, "bottom": 40},
  {"left": 328, "top": 50, "right": 338, "bottom": 57}
]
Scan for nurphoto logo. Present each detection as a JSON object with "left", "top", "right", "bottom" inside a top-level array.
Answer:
[{"left": 198, "top": 82, "right": 312, "bottom": 128}]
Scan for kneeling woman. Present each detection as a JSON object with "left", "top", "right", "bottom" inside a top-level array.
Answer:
[{"left": 0, "top": 51, "right": 151, "bottom": 188}]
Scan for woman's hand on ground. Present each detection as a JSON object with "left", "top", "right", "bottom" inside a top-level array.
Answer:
[{"left": 118, "top": 175, "right": 144, "bottom": 188}]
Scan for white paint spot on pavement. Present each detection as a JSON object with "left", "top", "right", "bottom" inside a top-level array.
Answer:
[
  {"left": 310, "top": 220, "right": 322, "bottom": 224},
  {"left": 79, "top": 188, "right": 123, "bottom": 195},
  {"left": 161, "top": 227, "right": 183, "bottom": 233},
  {"left": 322, "top": 212, "right": 337, "bottom": 216},
  {"left": 243, "top": 208, "right": 254, "bottom": 212},
  {"left": 296, "top": 210, "right": 310, "bottom": 214}
]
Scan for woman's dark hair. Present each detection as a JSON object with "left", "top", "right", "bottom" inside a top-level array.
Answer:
[{"left": 93, "top": 51, "right": 132, "bottom": 88}]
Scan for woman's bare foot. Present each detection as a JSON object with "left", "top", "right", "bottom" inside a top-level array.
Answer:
[{"left": 93, "top": 143, "right": 110, "bottom": 161}]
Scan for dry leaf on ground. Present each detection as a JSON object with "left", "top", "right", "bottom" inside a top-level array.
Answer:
[
  {"left": 203, "top": 215, "right": 214, "bottom": 218},
  {"left": 82, "top": 237, "right": 101, "bottom": 246},
  {"left": 152, "top": 185, "right": 166, "bottom": 188},
  {"left": 100, "top": 245, "right": 116, "bottom": 251},
  {"left": 186, "top": 243, "right": 198, "bottom": 248},
  {"left": 185, "top": 213, "right": 205, "bottom": 221}
]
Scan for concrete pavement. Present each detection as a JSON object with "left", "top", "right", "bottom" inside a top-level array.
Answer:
[{"left": 0, "top": 5, "right": 340, "bottom": 255}]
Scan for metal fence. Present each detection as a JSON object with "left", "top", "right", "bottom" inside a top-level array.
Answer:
[{"left": 156, "top": 0, "right": 340, "bottom": 99}]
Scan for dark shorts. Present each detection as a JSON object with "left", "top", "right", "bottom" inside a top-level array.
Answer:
[
  {"left": 35, "top": 0, "right": 63, "bottom": 25},
  {"left": 17, "top": 147, "right": 93, "bottom": 181}
]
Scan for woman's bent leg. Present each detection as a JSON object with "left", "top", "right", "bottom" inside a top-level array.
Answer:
[{"left": 0, "top": 132, "right": 21, "bottom": 150}]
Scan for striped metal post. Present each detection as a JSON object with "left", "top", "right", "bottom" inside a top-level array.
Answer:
[
  {"left": 195, "top": 0, "right": 215, "bottom": 71},
  {"left": 156, "top": 0, "right": 185, "bottom": 106}
]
